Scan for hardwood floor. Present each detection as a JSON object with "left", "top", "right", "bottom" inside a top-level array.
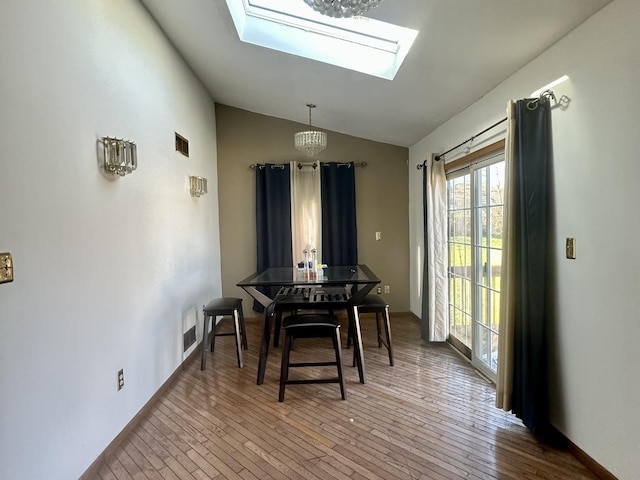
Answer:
[{"left": 90, "top": 313, "right": 597, "bottom": 480}]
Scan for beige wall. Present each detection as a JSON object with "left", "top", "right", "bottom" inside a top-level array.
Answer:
[{"left": 216, "top": 104, "right": 410, "bottom": 313}]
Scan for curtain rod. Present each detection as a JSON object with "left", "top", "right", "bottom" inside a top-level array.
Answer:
[
  {"left": 416, "top": 117, "right": 506, "bottom": 170},
  {"left": 249, "top": 161, "right": 367, "bottom": 170},
  {"left": 434, "top": 117, "right": 507, "bottom": 162},
  {"left": 418, "top": 89, "right": 557, "bottom": 169}
]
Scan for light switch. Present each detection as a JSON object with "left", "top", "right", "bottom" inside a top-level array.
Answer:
[
  {"left": 0, "top": 252, "right": 13, "bottom": 283},
  {"left": 375, "top": 231, "right": 382, "bottom": 241},
  {"left": 566, "top": 238, "right": 576, "bottom": 259}
]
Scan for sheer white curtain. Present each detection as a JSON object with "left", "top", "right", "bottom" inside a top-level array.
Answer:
[
  {"left": 290, "top": 162, "right": 322, "bottom": 266},
  {"left": 496, "top": 101, "right": 516, "bottom": 410},
  {"left": 426, "top": 155, "right": 449, "bottom": 341}
]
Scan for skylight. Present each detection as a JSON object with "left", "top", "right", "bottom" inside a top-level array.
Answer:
[{"left": 225, "top": 0, "right": 418, "bottom": 80}]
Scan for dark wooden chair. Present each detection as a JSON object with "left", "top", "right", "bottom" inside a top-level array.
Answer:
[
  {"left": 279, "top": 313, "right": 346, "bottom": 402},
  {"left": 348, "top": 294, "right": 394, "bottom": 366},
  {"left": 201, "top": 297, "right": 247, "bottom": 370}
]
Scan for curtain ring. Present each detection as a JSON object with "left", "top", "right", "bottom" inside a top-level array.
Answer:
[
  {"left": 528, "top": 90, "right": 556, "bottom": 110},
  {"left": 540, "top": 89, "right": 556, "bottom": 103}
]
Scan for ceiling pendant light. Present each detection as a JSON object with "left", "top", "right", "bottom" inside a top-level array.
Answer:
[
  {"left": 294, "top": 104, "right": 327, "bottom": 157},
  {"left": 302, "top": 0, "right": 384, "bottom": 18}
]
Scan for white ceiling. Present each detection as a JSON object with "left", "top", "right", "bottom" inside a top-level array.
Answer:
[{"left": 140, "top": 0, "right": 611, "bottom": 147}]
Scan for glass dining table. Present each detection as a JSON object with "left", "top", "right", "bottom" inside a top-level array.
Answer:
[{"left": 237, "top": 264, "right": 381, "bottom": 385}]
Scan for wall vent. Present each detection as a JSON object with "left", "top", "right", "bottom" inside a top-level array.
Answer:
[
  {"left": 175, "top": 132, "right": 189, "bottom": 157},
  {"left": 183, "top": 325, "right": 196, "bottom": 351}
]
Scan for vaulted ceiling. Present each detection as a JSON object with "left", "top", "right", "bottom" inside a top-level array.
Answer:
[{"left": 140, "top": 0, "right": 611, "bottom": 147}]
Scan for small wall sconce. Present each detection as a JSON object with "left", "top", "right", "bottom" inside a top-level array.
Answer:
[
  {"left": 102, "top": 137, "right": 137, "bottom": 177},
  {"left": 189, "top": 176, "right": 208, "bottom": 197}
]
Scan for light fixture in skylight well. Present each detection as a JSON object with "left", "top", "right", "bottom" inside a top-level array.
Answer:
[
  {"left": 225, "top": 0, "right": 418, "bottom": 80},
  {"left": 302, "top": 0, "right": 384, "bottom": 18}
]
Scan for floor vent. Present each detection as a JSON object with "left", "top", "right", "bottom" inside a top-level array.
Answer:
[
  {"left": 183, "top": 325, "right": 196, "bottom": 351},
  {"left": 175, "top": 132, "right": 189, "bottom": 157}
]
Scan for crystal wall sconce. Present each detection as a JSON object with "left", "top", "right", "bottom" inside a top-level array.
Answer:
[
  {"left": 101, "top": 137, "right": 137, "bottom": 177},
  {"left": 189, "top": 176, "right": 208, "bottom": 197}
]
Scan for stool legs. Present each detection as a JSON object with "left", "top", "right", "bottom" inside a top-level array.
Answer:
[
  {"left": 380, "top": 305, "right": 394, "bottom": 366},
  {"left": 201, "top": 313, "right": 211, "bottom": 370},
  {"left": 278, "top": 317, "right": 346, "bottom": 402},
  {"left": 210, "top": 313, "right": 217, "bottom": 352},
  {"left": 332, "top": 328, "right": 347, "bottom": 400},
  {"left": 200, "top": 305, "right": 245, "bottom": 370},
  {"left": 278, "top": 335, "right": 293, "bottom": 402},
  {"left": 239, "top": 305, "right": 248, "bottom": 350},
  {"left": 232, "top": 309, "right": 244, "bottom": 368},
  {"left": 348, "top": 305, "right": 394, "bottom": 367},
  {"left": 273, "top": 310, "right": 283, "bottom": 348},
  {"left": 278, "top": 332, "right": 346, "bottom": 402}
]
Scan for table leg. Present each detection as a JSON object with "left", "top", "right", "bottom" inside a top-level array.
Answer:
[{"left": 256, "top": 304, "right": 273, "bottom": 385}]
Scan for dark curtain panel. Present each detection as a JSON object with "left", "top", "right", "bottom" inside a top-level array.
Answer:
[
  {"left": 255, "top": 163, "right": 292, "bottom": 311},
  {"left": 320, "top": 162, "right": 358, "bottom": 265},
  {"left": 511, "top": 97, "right": 553, "bottom": 438},
  {"left": 421, "top": 162, "right": 430, "bottom": 341}
]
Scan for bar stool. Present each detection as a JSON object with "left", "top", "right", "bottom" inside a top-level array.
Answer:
[
  {"left": 348, "top": 294, "right": 394, "bottom": 366},
  {"left": 201, "top": 297, "right": 247, "bottom": 370},
  {"left": 279, "top": 313, "right": 346, "bottom": 402}
]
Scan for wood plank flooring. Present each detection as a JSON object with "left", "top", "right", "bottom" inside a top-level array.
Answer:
[{"left": 89, "top": 313, "right": 597, "bottom": 480}]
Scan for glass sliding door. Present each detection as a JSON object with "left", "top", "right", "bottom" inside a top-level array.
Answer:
[
  {"left": 447, "top": 154, "right": 504, "bottom": 381},
  {"left": 446, "top": 172, "right": 472, "bottom": 355},
  {"left": 471, "top": 159, "right": 504, "bottom": 379}
]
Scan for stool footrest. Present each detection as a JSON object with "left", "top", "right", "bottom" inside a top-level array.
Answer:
[
  {"left": 289, "top": 361, "right": 338, "bottom": 368},
  {"left": 286, "top": 378, "right": 340, "bottom": 385}
]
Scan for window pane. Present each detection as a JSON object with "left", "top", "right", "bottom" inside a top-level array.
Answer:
[
  {"left": 477, "top": 325, "right": 491, "bottom": 367},
  {"left": 463, "top": 176, "right": 470, "bottom": 209}
]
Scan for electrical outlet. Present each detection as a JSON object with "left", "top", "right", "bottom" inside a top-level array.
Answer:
[
  {"left": 377, "top": 286, "right": 382, "bottom": 294},
  {"left": 384, "top": 285, "right": 390, "bottom": 294},
  {"left": 117, "top": 369, "right": 124, "bottom": 390},
  {"left": 375, "top": 231, "right": 382, "bottom": 241}
]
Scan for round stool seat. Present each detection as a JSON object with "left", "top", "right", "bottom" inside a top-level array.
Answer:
[
  {"left": 204, "top": 297, "right": 243, "bottom": 315},
  {"left": 283, "top": 313, "right": 341, "bottom": 331},
  {"left": 355, "top": 294, "right": 388, "bottom": 312}
]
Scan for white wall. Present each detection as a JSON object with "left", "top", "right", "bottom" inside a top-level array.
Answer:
[
  {"left": 409, "top": 0, "right": 640, "bottom": 478},
  {"left": 0, "top": 1, "right": 222, "bottom": 479}
]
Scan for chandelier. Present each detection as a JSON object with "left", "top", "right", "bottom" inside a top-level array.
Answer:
[
  {"left": 294, "top": 104, "right": 327, "bottom": 157},
  {"left": 302, "top": 0, "right": 384, "bottom": 18}
]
